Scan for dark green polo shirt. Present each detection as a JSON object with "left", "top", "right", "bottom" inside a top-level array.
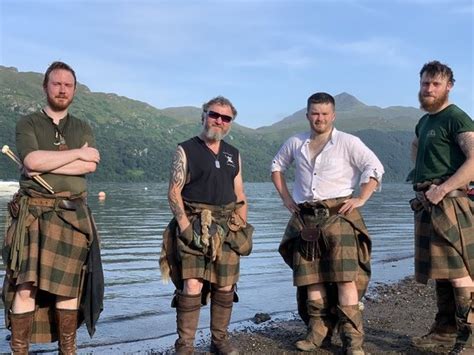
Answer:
[
  {"left": 16, "top": 111, "right": 96, "bottom": 194},
  {"left": 414, "top": 104, "right": 474, "bottom": 184}
]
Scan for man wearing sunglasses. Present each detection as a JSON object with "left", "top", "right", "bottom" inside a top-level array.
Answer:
[
  {"left": 160, "top": 96, "right": 253, "bottom": 355},
  {"left": 2, "top": 61, "right": 103, "bottom": 354},
  {"left": 272, "top": 92, "right": 384, "bottom": 354},
  {"left": 410, "top": 61, "right": 474, "bottom": 354}
]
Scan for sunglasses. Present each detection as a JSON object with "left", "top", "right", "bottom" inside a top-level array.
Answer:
[{"left": 207, "top": 110, "right": 233, "bottom": 123}]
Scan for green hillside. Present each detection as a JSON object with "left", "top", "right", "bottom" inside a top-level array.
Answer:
[{"left": 0, "top": 66, "right": 420, "bottom": 183}]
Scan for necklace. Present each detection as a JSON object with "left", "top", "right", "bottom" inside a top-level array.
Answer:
[{"left": 205, "top": 142, "right": 221, "bottom": 169}]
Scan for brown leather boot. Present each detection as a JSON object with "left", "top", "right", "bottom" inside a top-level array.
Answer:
[
  {"left": 9, "top": 310, "right": 35, "bottom": 355},
  {"left": 56, "top": 309, "right": 78, "bottom": 355},
  {"left": 175, "top": 292, "right": 201, "bottom": 355},
  {"left": 448, "top": 287, "right": 474, "bottom": 355},
  {"left": 210, "top": 288, "right": 238, "bottom": 355},
  {"left": 412, "top": 280, "right": 457, "bottom": 349},
  {"left": 338, "top": 304, "right": 365, "bottom": 355},
  {"left": 295, "top": 298, "right": 332, "bottom": 351}
]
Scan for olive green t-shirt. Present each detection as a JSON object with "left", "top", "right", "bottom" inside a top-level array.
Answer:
[
  {"left": 16, "top": 111, "right": 96, "bottom": 194},
  {"left": 414, "top": 104, "right": 474, "bottom": 184}
]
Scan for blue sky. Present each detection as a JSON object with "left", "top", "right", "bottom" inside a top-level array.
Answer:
[{"left": 1, "top": 0, "right": 472, "bottom": 129}]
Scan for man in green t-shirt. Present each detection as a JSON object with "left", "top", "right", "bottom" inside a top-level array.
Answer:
[
  {"left": 410, "top": 60, "right": 474, "bottom": 354},
  {"left": 2, "top": 61, "right": 103, "bottom": 354}
]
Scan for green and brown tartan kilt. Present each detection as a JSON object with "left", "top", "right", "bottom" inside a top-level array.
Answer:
[
  {"left": 160, "top": 201, "right": 253, "bottom": 289},
  {"left": 279, "top": 199, "right": 371, "bottom": 300},
  {"left": 2, "top": 190, "right": 92, "bottom": 343},
  {"left": 413, "top": 195, "right": 474, "bottom": 284}
]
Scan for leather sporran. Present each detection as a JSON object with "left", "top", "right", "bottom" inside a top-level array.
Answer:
[
  {"left": 299, "top": 227, "right": 329, "bottom": 261},
  {"left": 298, "top": 207, "right": 330, "bottom": 261}
]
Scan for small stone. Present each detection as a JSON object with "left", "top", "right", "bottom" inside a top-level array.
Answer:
[{"left": 252, "top": 312, "right": 271, "bottom": 324}]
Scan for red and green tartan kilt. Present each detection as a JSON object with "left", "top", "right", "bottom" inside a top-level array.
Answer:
[{"left": 414, "top": 196, "right": 474, "bottom": 284}]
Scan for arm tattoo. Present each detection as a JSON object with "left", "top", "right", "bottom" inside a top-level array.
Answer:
[
  {"left": 169, "top": 190, "right": 185, "bottom": 221},
  {"left": 457, "top": 132, "right": 474, "bottom": 158},
  {"left": 168, "top": 148, "right": 186, "bottom": 220},
  {"left": 170, "top": 148, "right": 186, "bottom": 189}
]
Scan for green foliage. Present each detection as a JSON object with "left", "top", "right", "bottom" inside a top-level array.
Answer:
[{"left": 0, "top": 66, "right": 420, "bottom": 183}]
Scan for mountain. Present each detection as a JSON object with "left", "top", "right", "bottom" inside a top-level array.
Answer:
[{"left": 0, "top": 66, "right": 420, "bottom": 183}]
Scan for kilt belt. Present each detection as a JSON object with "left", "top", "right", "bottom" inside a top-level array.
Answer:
[{"left": 411, "top": 180, "right": 474, "bottom": 284}]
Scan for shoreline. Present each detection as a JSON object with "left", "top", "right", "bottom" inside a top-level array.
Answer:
[{"left": 75, "top": 276, "right": 444, "bottom": 354}]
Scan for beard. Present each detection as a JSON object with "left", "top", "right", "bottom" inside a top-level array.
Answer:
[
  {"left": 202, "top": 124, "right": 230, "bottom": 141},
  {"left": 418, "top": 90, "right": 449, "bottom": 113},
  {"left": 46, "top": 94, "right": 74, "bottom": 111}
]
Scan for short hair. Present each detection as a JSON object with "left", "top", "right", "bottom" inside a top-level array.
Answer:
[
  {"left": 43, "top": 61, "right": 77, "bottom": 88},
  {"left": 419, "top": 60, "right": 455, "bottom": 84},
  {"left": 201, "top": 96, "right": 238, "bottom": 120},
  {"left": 307, "top": 92, "right": 335, "bottom": 112}
]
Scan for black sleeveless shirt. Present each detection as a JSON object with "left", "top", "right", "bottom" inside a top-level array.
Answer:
[{"left": 180, "top": 136, "right": 239, "bottom": 205}]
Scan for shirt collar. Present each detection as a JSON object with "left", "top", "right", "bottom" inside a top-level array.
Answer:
[{"left": 305, "top": 127, "right": 339, "bottom": 144}]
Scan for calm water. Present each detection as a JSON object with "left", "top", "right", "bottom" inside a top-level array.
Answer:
[{"left": 0, "top": 182, "right": 415, "bottom": 353}]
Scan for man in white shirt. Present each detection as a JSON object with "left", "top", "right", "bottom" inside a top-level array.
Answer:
[{"left": 272, "top": 92, "right": 384, "bottom": 355}]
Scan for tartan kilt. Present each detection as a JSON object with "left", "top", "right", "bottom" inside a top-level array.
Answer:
[
  {"left": 179, "top": 241, "right": 240, "bottom": 287},
  {"left": 413, "top": 195, "right": 474, "bottom": 284},
  {"left": 279, "top": 203, "right": 371, "bottom": 300},
  {"left": 160, "top": 201, "right": 253, "bottom": 289},
  {"left": 2, "top": 192, "right": 92, "bottom": 343},
  {"left": 178, "top": 213, "right": 240, "bottom": 287}
]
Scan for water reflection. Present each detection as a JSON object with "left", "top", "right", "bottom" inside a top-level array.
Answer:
[{"left": 0, "top": 182, "right": 415, "bottom": 352}]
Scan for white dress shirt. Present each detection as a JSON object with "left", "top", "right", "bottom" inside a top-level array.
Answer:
[{"left": 271, "top": 128, "right": 384, "bottom": 203}]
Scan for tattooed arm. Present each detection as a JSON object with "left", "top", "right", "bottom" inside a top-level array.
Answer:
[
  {"left": 168, "top": 146, "right": 190, "bottom": 231},
  {"left": 426, "top": 131, "right": 474, "bottom": 204}
]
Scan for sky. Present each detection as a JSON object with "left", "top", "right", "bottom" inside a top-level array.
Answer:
[{"left": 0, "top": 0, "right": 472, "bottom": 129}]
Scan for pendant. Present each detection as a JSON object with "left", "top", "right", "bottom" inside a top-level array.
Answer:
[{"left": 215, "top": 160, "right": 221, "bottom": 169}]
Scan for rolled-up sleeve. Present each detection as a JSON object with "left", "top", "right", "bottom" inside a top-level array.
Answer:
[
  {"left": 351, "top": 137, "right": 385, "bottom": 190},
  {"left": 271, "top": 138, "right": 294, "bottom": 173}
]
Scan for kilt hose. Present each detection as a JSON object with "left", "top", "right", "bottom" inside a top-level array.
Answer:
[
  {"left": 279, "top": 198, "right": 372, "bottom": 301},
  {"left": 2, "top": 189, "right": 95, "bottom": 343},
  {"left": 412, "top": 194, "right": 474, "bottom": 284},
  {"left": 160, "top": 201, "right": 254, "bottom": 296}
]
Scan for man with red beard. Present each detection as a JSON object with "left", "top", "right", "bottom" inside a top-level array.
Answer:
[
  {"left": 410, "top": 61, "right": 474, "bottom": 354},
  {"left": 2, "top": 61, "right": 103, "bottom": 354},
  {"left": 272, "top": 92, "right": 384, "bottom": 355},
  {"left": 160, "top": 96, "right": 253, "bottom": 355}
]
